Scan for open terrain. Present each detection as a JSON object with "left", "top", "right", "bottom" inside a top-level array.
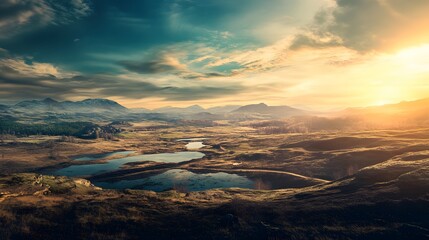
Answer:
[
  {"left": 0, "top": 120, "right": 428, "bottom": 239},
  {"left": 2, "top": 0, "right": 429, "bottom": 238}
]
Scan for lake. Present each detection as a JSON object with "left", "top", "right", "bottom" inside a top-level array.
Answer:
[
  {"left": 73, "top": 151, "right": 135, "bottom": 161},
  {"left": 93, "top": 169, "right": 255, "bottom": 192},
  {"left": 54, "top": 151, "right": 205, "bottom": 177},
  {"left": 52, "top": 141, "right": 263, "bottom": 192}
]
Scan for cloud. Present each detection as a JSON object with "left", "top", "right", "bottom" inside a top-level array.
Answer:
[
  {"left": 99, "top": 82, "right": 245, "bottom": 101},
  {"left": 292, "top": 0, "right": 429, "bottom": 52},
  {"left": 119, "top": 54, "right": 185, "bottom": 74},
  {"left": 0, "top": 55, "right": 248, "bottom": 101},
  {"left": 0, "top": 48, "right": 8, "bottom": 57},
  {"left": 76, "top": 75, "right": 248, "bottom": 101},
  {"left": 205, "top": 37, "right": 292, "bottom": 73},
  {"left": 166, "top": 0, "right": 326, "bottom": 43},
  {"left": 177, "top": 71, "right": 231, "bottom": 80},
  {"left": 118, "top": 50, "right": 230, "bottom": 80},
  {"left": 0, "top": 56, "right": 80, "bottom": 100},
  {"left": 0, "top": 57, "right": 74, "bottom": 78},
  {"left": 289, "top": 33, "right": 342, "bottom": 50},
  {"left": 0, "top": 0, "right": 92, "bottom": 38},
  {"left": 198, "top": 0, "right": 429, "bottom": 76}
]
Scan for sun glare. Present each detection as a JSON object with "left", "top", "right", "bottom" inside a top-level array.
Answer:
[
  {"left": 362, "top": 44, "right": 429, "bottom": 107},
  {"left": 393, "top": 44, "right": 429, "bottom": 72},
  {"left": 371, "top": 86, "right": 404, "bottom": 106}
]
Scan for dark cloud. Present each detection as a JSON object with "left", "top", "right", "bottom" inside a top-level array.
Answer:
[
  {"left": 289, "top": 34, "right": 341, "bottom": 50},
  {"left": 99, "top": 82, "right": 244, "bottom": 101},
  {"left": 119, "top": 53, "right": 229, "bottom": 80},
  {"left": 0, "top": 0, "right": 287, "bottom": 76},
  {"left": 204, "top": 72, "right": 226, "bottom": 77},
  {"left": 0, "top": 60, "right": 55, "bottom": 87},
  {"left": 84, "top": 74, "right": 246, "bottom": 101},
  {"left": 291, "top": 0, "right": 429, "bottom": 52},
  {"left": 0, "top": 56, "right": 247, "bottom": 101},
  {"left": 119, "top": 59, "right": 180, "bottom": 74},
  {"left": 0, "top": 60, "right": 76, "bottom": 100},
  {"left": 0, "top": 48, "right": 8, "bottom": 57},
  {"left": 179, "top": 72, "right": 229, "bottom": 80}
]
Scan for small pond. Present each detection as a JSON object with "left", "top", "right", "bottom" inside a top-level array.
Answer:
[
  {"left": 185, "top": 142, "right": 206, "bottom": 150},
  {"left": 177, "top": 137, "right": 207, "bottom": 150}
]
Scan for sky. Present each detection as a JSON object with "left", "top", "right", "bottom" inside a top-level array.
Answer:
[{"left": 1, "top": 0, "right": 429, "bottom": 110}]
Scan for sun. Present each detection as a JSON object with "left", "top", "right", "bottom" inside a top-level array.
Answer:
[
  {"left": 374, "top": 100, "right": 395, "bottom": 106},
  {"left": 393, "top": 44, "right": 429, "bottom": 73},
  {"left": 371, "top": 86, "right": 404, "bottom": 106}
]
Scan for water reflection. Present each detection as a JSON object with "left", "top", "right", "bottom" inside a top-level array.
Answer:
[{"left": 94, "top": 169, "right": 255, "bottom": 192}]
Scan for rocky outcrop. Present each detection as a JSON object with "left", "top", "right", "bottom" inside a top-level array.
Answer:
[{"left": 0, "top": 173, "right": 101, "bottom": 200}]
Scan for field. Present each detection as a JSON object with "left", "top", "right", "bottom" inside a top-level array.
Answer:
[{"left": 0, "top": 121, "right": 428, "bottom": 239}]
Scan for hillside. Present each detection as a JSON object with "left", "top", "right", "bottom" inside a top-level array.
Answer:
[
  {"left": 14, "top": 98, "right": 128, "bottom": 113},
  {"left": 339, "top": 98, "right": 429, "bottom": 128},
  {"left": 232, "top": 103, "right": 307, "bottom": 118},
  {"left": 0, "top": 156, "right": 427, "bottom": 239}
]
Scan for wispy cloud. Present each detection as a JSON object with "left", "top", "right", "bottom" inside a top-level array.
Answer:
[
  {"left": 0, "top": 0, "right": 92, "bottom": 38},
  {"left": 118, "top": 49, "right": 230, "bottom": 80}
]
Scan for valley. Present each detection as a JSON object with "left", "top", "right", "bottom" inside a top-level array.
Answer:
[
  {"left": 2, "top": 1, "right": 429, "bottom": 238},
  {"left": 0, "top": 98, "right": 429, "bottom": 239},
  {"left": 1, "top": 118, "right": 428, "bottom": 239}
]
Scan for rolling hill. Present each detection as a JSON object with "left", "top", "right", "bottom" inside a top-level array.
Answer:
[
  {"left": 232, "top": 103, "right": 307, "bottom": 118},
  {"left": 14, "top": 98, "right": 128, "bottom": 114}
]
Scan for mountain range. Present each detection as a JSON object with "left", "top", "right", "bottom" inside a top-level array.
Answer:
[
  {"left": 153, "top": 105, "right": 206, "bottom": 114},
  {"left": 4, "top": 97, "right": 429, "bottom": 125},
  {"left": 13, "top": 98, "right": 128, "bottom": 113},
  {"left": 1, "top": 98, "right": 310, "bottom": 119}
]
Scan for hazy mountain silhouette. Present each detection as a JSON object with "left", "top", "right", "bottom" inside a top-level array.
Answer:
[
  {"left": 233, "top": 103, "right": 307, "bottom": 118},
  {"left": 338, "top": 97, "right": 429, "bottom": 127},
  {"left": 206, "top": 105, "right": 241, "bottom": 114},
  {"left": 14, "top": 98, "right": 128, "bottom": 113}
]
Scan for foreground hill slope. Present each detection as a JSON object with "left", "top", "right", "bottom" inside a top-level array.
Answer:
[{"left": 0, "top": 154, "right": 428, "bottom": 240}]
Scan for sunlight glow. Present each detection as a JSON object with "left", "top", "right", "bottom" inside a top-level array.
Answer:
[{"left": 393, "top": 44, "right": 429, "bottom": 73}]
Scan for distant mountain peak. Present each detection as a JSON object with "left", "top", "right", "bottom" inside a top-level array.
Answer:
[
  {"left": 187, "top": 105, "right": 204, "bottom": 110},
  {"left": 233, "top": 102, "right": 306, "bottom": 118},
  {"left": 42, "top": 97, "right": 58, "bottom": 103},
  {"left": 154, "top": 104, "right": 206, "bottom": 114},
  {"left": 81, "top": 98, "right": 115, "bottom": 103},
  {"left": 234, "top": 103, "right": 270, "bottom": 112}
]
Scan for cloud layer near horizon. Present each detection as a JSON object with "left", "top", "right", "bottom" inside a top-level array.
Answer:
[{"left": 0, "top": 56, "right": 248, "bottom": 102}]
